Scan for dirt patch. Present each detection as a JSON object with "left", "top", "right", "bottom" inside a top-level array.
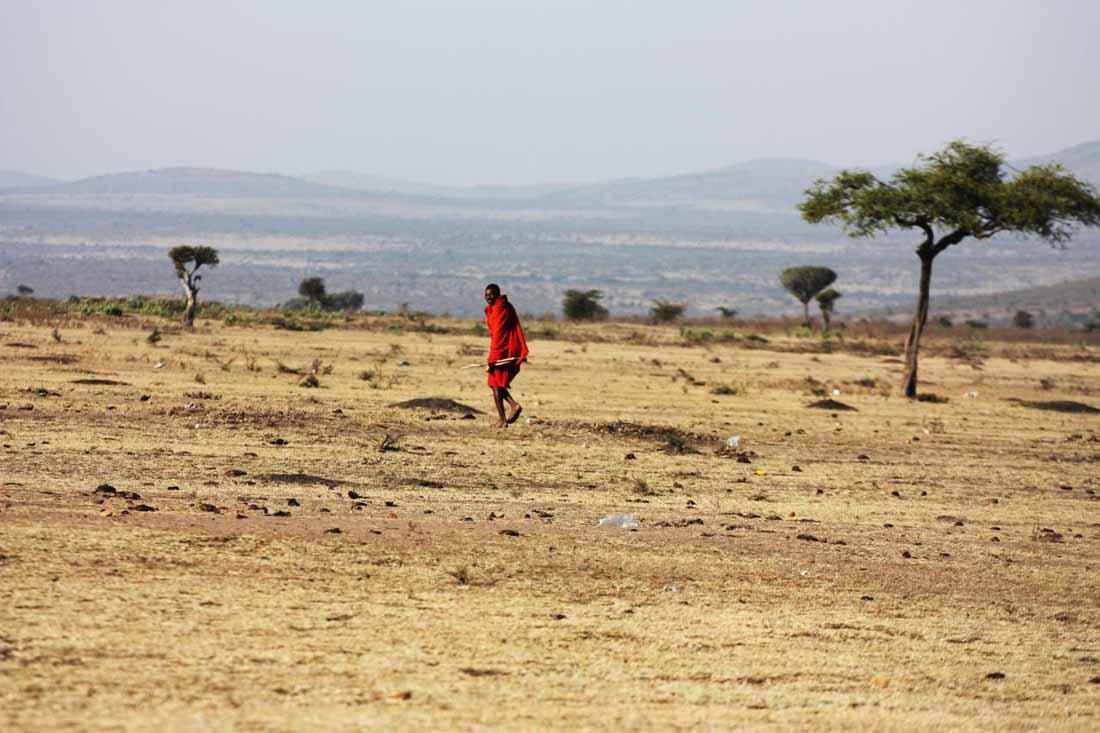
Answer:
[
  {"left": 1006, "top": 399, "right": 1100, "bottom": 415},
  {"left": 587, "top": 420, "right": 710, "bottom": 454},
  {"left": 4, "top": 342, "right": 37, "bottom": 348},
  {"left": 256, "top": 473, "right": 347, "bottom": 488},
  {"left": 388, "top": 397, "right": 484, "bottom": 414},
  {"left": 208, "top": 409, "right": 314, "bottom": 428},
  {"left": 71, "top": 378, "right": 130, "bottom": 386},
  {"left": 806, "top": 399, "right": 858, "bottom": 411}
]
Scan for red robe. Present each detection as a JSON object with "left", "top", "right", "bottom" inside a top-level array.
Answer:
[{"left": 485, "top": 294, "right": 529, "bottom": 388}]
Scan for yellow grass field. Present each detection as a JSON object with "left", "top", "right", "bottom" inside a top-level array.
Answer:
[{"left": 1, "top": 314, "right": 1099, "bottom": 731}]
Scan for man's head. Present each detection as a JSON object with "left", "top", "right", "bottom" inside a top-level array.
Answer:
[{"left": 484, "top": 283, "right": 500, "bottom": 305}]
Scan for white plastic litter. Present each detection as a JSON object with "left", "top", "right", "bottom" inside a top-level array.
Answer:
[
  {"left": 963, "top": 390, "right": 978, "bottom": 398},
  {"left": 832, "top": 388, "right": 841, "bottom": 397},
  {"left": 598, "top": 512, "right": 639, "bottom": 529},
  {"left": 726, "top": 435, "right": 741, "bottom": 449}
]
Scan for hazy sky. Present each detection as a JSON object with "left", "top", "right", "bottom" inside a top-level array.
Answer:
[{"left": 2, "top": 0, "right": 1097, "bottom": 185}]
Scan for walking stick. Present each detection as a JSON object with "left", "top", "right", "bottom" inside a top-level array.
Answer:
[{"left": 459, "top": 357, "right": 518, "bottom": 370}]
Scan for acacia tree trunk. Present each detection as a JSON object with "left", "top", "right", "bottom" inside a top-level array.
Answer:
[
  {"left": 902, "top": 252, "right": 934, "bottom": 398},
  {"left": 821, "top": 310, "right": 831, "bottom": 332},
  {"left": 179, "top": 273, "right": 197, "bottom": 328},
  {"left": 802, "top": 301, "right": 810, "bottom": 325}
]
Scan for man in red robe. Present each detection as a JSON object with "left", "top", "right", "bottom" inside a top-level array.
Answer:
[{"left": 483, "top": 283, "right": 529, "bottom": 428}]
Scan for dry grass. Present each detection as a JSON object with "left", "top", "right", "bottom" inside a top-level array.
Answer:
[{"left": 2, "top": 316, "right": 1100, "bottom": 730}]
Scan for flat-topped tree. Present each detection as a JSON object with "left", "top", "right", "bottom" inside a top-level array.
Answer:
[
  {"left": 779, "top": 266, "right": 836, "bottom": 325},
  {"left": 299, "top": 277, "right": 326, "bottom": 306},
  {"left": 799, "top": 141, "right": 1100, "bottom": 398},
  {"left": 169, "top": 245, "right": 220, "bottom": 327}
]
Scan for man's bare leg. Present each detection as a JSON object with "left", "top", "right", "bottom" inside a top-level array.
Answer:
[
  {"left": 501, "top": 387, "right": 523, "bottom": 424},
  {"left": 491, "top": 387, "right": 507, "bottom": 428}
]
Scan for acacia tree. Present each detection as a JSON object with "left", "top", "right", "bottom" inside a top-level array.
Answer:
[
  {"left": 816, "top": 288, "right": 841, "bottom": 331},
  {"left": 169, "top": 245, "right": 220, "bottom": 327},
  {"left": 800, "top": 141, "right": 1100, "bottom": 397},
  {"left": 779, "top": 266, "right": 837, "bottom": 325}
]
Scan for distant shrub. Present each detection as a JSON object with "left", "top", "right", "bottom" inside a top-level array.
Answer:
[
  {"left": 272, "top": 317, "right": 305, "bottom": 331},
  {"left": 715, "top": 306, "right": 737, "bottom": 320},
  {"left": 964, "top": 319, "right": 988, "bottom": 329},
  {"left": 283, "top": 288, "right": 364, "bottom": 313},
  {"left": 938, "top": 316, "right": 953, "bottom": 328},
  {"left": 680, "top": 327, "right": 713, "bottom": 344},
  {"left": 650, "top": 299, "right": 685, "bottom": 323},
  {"left": 562, "top": 289, "right": 609, "bottom": 321},
  {"left": 1013, "top": 310, "right": 1035, "bottom": 329},
  {"left": 325, "top": 290, "right": 365, "bottom": 311}
]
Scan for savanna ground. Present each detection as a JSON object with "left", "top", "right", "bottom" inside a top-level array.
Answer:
[{"left": 1, "top": 309, "right": 1099, "bottom": 731}]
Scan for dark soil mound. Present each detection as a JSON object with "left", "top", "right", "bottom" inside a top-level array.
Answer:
[
  {"left": 806, "top": 399, "right": 858, "bottom": 411},
  {"left": 28, "top": 354, "right": 81, "bottom": 364},
  {"left": 258, "top": 473, "right": 347, "bottom": 488},
  {"left": 1007, "top": 399, "right": 1100, "bottom": 415},
  {"left": 388, "top": 397, "right": 484, "bottom": 414},
  {"left": 71, "top": 378, "right": 130, "bottom": 386}
]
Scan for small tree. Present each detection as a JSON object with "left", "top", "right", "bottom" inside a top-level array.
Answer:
[
  {"left": 816, "top": 288, "right": 842, "bottom": 331},
  {"left": 16, "top": 284, "right": 34, "bottom": 297},
  {"left": 562, "top": 289, "right": 609, "bottom": 321},
  {"left": 779, "top": 266, "right": 837, "bottom": 325},
  {"left": 169, "top": 245, "right": 219, "bottom": 327},
  {"left": 650, "top": 299, "right": 685, "bottom": 323},
  {"left": 1013, "top": 310, "right": 1035, "bottom": 329},
  {"left": 299, "top": 277, "right": 326, "bottom": 306},
  {"left": 800, "top": 140, "right": 1100, "bottom": 397},
  {"left": 715, "top": 306, "right": 738, "bottom": 320}
]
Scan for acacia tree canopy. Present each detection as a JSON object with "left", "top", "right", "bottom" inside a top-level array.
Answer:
[
  {"left": 799, "top": 141, "right": 1100, "bottom": 249},
  {"left": 169, "top": 245, "right": 220, "bottom": 274},
  {"left": 779, "top": 266, "right": 837, "bottom": 305},
  {"left": 816, "top": 287, "right": 841, "bottom": 310}
]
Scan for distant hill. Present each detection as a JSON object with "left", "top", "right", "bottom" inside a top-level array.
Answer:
[
  {"left": 47, "top": 167, "right": 357, "bottom": 198},
  {"left": 0, "top": 170, "right": 61, "bottom": 190},
  {"left": 304, "top": 171, "right": 457, "bottom": 197},
  {"left": 20, "top": 139, "right": 1100, "bottom": 206},
  {"left": 304, "top": 170, "right": 579, "bottom": 200},
  {"left": 539, "top": 157, "right": 840, "bottom": 210},
  {"left": 1015, "top": 140, "right": 1100, "bottom": 187}
]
